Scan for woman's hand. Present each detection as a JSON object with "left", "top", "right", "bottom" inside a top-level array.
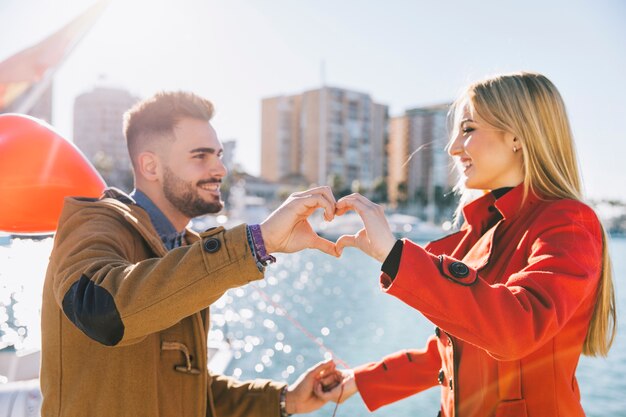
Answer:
[
  {"left": 314, "top": 368, "right": 358, "bottom": 404},
  {"left": 285, "top": 359, "right": 340, "bottom": 414},
  {"left": 335, "top": 193, "right": 396, "bottom": 262}
]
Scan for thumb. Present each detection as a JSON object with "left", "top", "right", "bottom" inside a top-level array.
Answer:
[
  {"left": 309, "top": 358, "right": 336, "bottom": 376},
  {"left": 311, "top": 235, "right": 340, "bottom": 258},
  {"left": 336, "top": 234, "right": 358, "bottom": 256}
]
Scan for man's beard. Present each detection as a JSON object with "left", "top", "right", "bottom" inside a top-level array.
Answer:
[{"left": 163, "top": 166, "right": 224, "bottom": 218}]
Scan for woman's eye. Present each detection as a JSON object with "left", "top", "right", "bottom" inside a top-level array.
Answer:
[{"left": 462, "top": 127, "right": 474, "bottom": 134}]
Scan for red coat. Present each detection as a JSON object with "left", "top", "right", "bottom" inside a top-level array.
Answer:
[{"left": 354, "top": 185, "right": 603, "bottom": 417}]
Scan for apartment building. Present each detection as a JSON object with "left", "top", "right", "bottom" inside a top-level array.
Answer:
[{"left": 261, "top": 86, "right": 388, "bottom": 192}]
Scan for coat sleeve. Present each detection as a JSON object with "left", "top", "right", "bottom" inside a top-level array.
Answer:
[
  {"left": 49, "top": 205, "right": 264, "bottom": 346},
  {"left": 382, "top": 201, "right": 603, "bottom": 360},
  {"left": 209, "top": 373, "right": 285, "bottom": 417},
  {"left": 354, "top": 336, "right": 441, "bottom": 411}
]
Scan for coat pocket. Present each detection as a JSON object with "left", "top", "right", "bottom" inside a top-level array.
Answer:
[{"left": 495, "top": 399, "right": 528, "bottom": 417}]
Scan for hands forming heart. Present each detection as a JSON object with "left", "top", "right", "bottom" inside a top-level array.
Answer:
[{"left": 260, "top": 186, "right": 397, "bottom": 262}]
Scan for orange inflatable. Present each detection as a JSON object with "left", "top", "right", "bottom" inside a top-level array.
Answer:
[{"left": 0, "top": 113, "right": 106, "bottom": 234}]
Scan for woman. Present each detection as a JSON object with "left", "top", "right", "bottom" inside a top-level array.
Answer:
[{"left": 319, "top": 72, "right": 616, "bottom": 417}]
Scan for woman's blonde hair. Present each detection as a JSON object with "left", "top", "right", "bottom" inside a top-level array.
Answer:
[{"left": 449, "top": 72, "right": 616, "bottom": 356}]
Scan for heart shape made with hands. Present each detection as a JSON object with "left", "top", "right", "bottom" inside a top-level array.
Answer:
[
  {"left": 262, "top": 188, "right": 396, "bottom": 261},
  {"left": 310, "top": 199, "right": 397, "bottom": 262}
]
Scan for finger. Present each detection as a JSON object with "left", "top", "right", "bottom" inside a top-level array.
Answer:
[
  {"left": 314, "top": 381, "right": 331, "bottom": 400},
  {"left": 336, "top": 197, "right": 389, "bottom": 236},
  {"left": 320, "top": 373, "right": 342, "bottom": 392},
  {"left": 335, "top": 195, "right": 372, "bottom": 217},
  {"left": 311, "top": 234, "right": 340, "bottom": 257},
  {"left": 318, "top": 372, "right": 339, "bottom": 386},
  {"left": 296, "top": 194, "right": 335, "bottom": 221},
  {"left": 334, "top": 204, "right": 353, "bottom": 216},
  {"left": 292, "top": 185, "right": 334, "bottom": 200},
  {"left": 307, "top": 361, "right": 337, "bottom": 383},
  {"left": 293, "top": 187, "right": 336, "bottom": 220},
  {"left": 335, "top": 193, "right": 371, "bottom": 214},
  {"left": 314, "top": 378, "right": 343, "bottom": 401},
  {"left": 336, "top": 196, "right": 373, "bottom": 217},
  {"left": 336, "top": 234, "right": 358, "bottom": 255},
  {"left": 308, "top": 358, "right": 336, "bottom": 375}
]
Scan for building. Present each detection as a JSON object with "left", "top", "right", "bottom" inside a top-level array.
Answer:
[
  {"left": 73, "top": 86, "right": 140, "bottom": 190},
  {"left": 387, "top": 103, "right": 457, "bottom": 220},
  {"left": 221, "top": 139, "right": 237, "bottom": 173},
  {"left": 261, "top": 86, "right": 388, "bottom": 193}
]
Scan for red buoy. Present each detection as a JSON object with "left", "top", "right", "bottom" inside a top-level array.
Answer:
[{"left": 0, "top": 114, "right": 106, "bottom": 234}]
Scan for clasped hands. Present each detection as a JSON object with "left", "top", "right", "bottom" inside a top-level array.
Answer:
[
  {"left": 261, "top": 186, "right": 388, "bottom": 411},
  {"left": 260, "top": 186, "right": 397, "bottom": 263}
]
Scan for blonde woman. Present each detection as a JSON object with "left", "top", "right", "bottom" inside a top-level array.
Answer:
[{"left": 319, "top": 72, "right": 616, "bottom": 417}]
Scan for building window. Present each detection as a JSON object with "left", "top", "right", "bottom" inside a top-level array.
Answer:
[{"left": 348, "top": 101, "right": 359, "bottom": 120}]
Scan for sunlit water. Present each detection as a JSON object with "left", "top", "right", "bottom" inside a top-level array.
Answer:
[{"left": 1, "top": 237, "right": 624, "bottom": 416}]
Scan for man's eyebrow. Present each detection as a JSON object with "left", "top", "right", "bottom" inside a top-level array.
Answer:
[{"left": 189, "top": 147, "right": 222, "bottom": 155}]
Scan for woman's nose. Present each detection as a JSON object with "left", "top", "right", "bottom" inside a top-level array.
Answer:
[{"left": 448, "top": 132, "right": 463, "bottom": 157}]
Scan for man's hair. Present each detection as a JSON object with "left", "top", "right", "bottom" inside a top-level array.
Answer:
[{"left": 123, "top": 91, "right": 214, "bottom": 168}]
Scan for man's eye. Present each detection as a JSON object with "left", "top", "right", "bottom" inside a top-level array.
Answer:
[{"left": 193, "top": 154, "right": 206, "bottom": 159}]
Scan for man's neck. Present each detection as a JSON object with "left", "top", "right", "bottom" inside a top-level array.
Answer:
[{"left": 131, "top": 189, "right": 187, "bottom": 250}]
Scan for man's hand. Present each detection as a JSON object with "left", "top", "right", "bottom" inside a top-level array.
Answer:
[
  {"left": 314, "top": 368, "right": 358, "bottom": 404},
  {"left": 260, "top": 186, "right": 338, "bottom": 256},
  {"left": 285, "top": 359, "right": 340, "bottom": 414}
]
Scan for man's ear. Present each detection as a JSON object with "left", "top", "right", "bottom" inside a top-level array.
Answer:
[{"left": 136, "top": 151, "right": 161, "bottom": 182}]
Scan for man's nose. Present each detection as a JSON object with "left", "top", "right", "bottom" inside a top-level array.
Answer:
[{"left": 213, "top": 158, "right": 227, "bottom": 178}]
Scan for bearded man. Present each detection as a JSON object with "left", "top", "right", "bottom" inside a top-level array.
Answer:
[{"left": 40, "top": 91, "right": 339, "bottom": 417}]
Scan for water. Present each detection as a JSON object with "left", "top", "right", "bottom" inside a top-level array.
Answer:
[{"left": 1, "top": 237, "right": 625, "bottom": 416}]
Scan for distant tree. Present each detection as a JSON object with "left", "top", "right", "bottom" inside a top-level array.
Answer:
[
  {"left": 413, "top": 186, "right": 428, "bottom": 206},
  {"left": 121, "top": 169, "right": 134, "bottom": 192},
  {"left": 351, "top": 180, "right": 366, "bottom": 195},
  {"left": 397, "top": 181, "right": 408, "bottom": 208},
  {"left": 329, "top": 173, "right": 351, "bottom": 198},
  {"left": 92, "top": 150, "right": 113, "bottom": 184}
]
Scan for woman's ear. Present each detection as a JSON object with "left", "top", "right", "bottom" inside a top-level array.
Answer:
[{"left": 509, "top": 135, "right": 522, "bottom": 153}]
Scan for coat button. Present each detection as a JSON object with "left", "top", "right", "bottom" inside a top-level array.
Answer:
[
  {"left": 438, "top": 369, "right": 445, "bottom": 385},
  {"left": 435, "top": 327, "right": 441, "bottom": 338},
  {"left": 203, "top": 238, "right": 221, "bottom": 253},
  {"left": 448, "top": 261, "right": 469, "bottom": 278},
  {"left": 449, "top": 378, "right": 454, "bottom": 390}
]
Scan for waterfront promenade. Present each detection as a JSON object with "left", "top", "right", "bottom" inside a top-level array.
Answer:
[{"left": 1, "top": 237, "right": 624, "bottom": 416}]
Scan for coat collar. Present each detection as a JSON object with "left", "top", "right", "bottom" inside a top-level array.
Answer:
[
  {"left": 97, "top": 187, "right": 199, "bottom": 254},
  {"left": 462, "top": 184, "right": 541, "bottom": 229}
]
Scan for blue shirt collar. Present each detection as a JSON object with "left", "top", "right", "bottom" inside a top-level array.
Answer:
[{"left": 130, "top": 189, "right": 185, "bottom": 250}]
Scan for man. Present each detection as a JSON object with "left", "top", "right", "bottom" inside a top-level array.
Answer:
[{"left": 40, "top": 91, "right": 340, "bottom": 417}]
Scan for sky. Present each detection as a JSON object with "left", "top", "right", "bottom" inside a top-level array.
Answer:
[{"left": 1, "top": 0, "right": 625, "bottom": 200}]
